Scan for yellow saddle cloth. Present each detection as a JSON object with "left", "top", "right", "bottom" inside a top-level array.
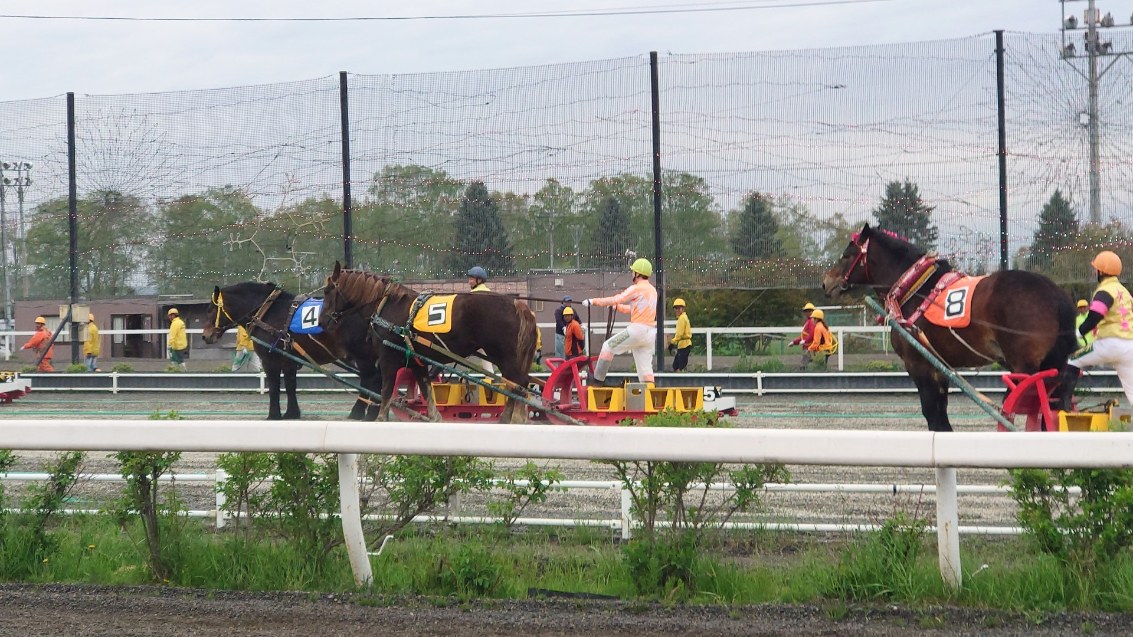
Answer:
[{"left": 411, "top": 294, "right": 457, "bottom": 334}]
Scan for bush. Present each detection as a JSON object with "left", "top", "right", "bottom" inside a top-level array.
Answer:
[
  {"left": 65, "top": 363, "right": 88, "bottom": 373},
  {"left": 604, "top": 409, "right": 789, "bottom": 596},
  {"left": 111, "top": 363, "right": 135, "bottom": 373},
  {"left": 730, "top": 356, "right": 786, "bottom": 373},
  {"left": 1009, "top": 467, "right": 1133, "bottom": 582}
]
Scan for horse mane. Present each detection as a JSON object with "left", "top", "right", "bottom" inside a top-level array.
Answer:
[
  {"left": 864, "top": 226, "right": 957, "bottom": 271},
  {"left": 332, "top": 269, "right": 411, "bottom": 306}
]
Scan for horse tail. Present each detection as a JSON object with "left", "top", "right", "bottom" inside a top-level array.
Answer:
[
  {"left": 514, "top": 300, "right": 538, "bottom": 375},
  {"left": 1041, "top": 293, "right": 1078, "bottom": 372}
]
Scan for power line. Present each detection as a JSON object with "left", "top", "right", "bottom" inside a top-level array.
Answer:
[{"left": 0, "top": 0, "right": 893, "bottom": 23}]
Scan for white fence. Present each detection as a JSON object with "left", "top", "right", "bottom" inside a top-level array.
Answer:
[
  {"left": 3, "top": 419, "right": 1133, "bottom": 588},
  {"left": 0, "top": 472, "right": 1028, "bottom": 536},
  {"left": 1, "top": 324, "right": 890, "bottom": 371}
]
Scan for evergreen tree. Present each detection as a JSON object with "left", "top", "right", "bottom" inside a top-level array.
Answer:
[
  {"left": 872, "top": 180, "right": 938, "bottom": 250},
  {"left": 446, "top": 181, "right": 515, "bottom": 277},
  {"left": 729, "top": 191, "right": 780, "bottom": 259},
  {"left": 1029, "top": 189, "right": 1079, "bottom": 269},
  {"left": 588, "top": 195, "right": 632, "bottom": 269}
]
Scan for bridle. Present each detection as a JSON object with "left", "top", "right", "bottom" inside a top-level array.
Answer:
[
  {"left": 839, "top": 233, "right": 870, "bottom": 291},
  {"left": 211, "top": 286, "right": 282, "bottom": 333}
]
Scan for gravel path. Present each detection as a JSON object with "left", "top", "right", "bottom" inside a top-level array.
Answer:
[{"left": 1, "top": 390, "right": 1128, "bottom": 635}]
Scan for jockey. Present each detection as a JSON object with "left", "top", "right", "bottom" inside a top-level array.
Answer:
[
  {"left": 1062, "top": 250, "right": 1133, "bottom": 409},
  {"left": 582, "top": 257, "right": 658, "bottom": 387},
  {"left": 467, "top": 266, "right": 490, "bottom": 292}
]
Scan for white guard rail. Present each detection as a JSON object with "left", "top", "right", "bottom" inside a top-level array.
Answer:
[
  {"left": 4, "top": 420, "right": 1133, "bottom": 589},
  {"left": 2, "top": 324, "right": 890, "bottom": 371}
]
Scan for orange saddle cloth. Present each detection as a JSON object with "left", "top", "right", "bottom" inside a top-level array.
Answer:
[{"left": 923, "top": 275, "right": 987, "bottom": 328}]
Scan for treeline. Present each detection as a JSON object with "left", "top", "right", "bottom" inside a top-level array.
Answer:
[{"left": 21, "top": 164, "right": 1003, "bottom": 299}]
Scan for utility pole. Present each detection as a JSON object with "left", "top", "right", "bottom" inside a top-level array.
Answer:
[
  {"left": 0, "top": 162, "right": 30, "bottom": 330},
  {"left": 1059, "top": 0, "right": 1131, "bottom": 224}
]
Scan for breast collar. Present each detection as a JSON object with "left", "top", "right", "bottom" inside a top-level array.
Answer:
[{"left": 884, "top": 254, "right": 962, "bottom": 327}]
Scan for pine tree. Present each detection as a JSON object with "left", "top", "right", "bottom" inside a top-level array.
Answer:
[
  {"left": 446, "top": 181, "right": 515, "bottom": 277},
  {"left": 589, "top": 195, "right": 632, "bottom": 269},
  {"left": 1029, "top": 189, "right": 1079, "bottom": 268},
  {"left": 872, "top": 180, "right": 938, "bottom": 250},
  {"left": 729, "top": 191, "right": 780, "bottom": 259}
]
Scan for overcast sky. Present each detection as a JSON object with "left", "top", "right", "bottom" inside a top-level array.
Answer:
[{"left": 1, "top": 0, "right": 1069, "bottom": 100}]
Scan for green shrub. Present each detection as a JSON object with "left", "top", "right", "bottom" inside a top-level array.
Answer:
[
  {"left": 730, "top": 356, "right": 786, "bottom": 373},
  {"left": 110, "top": 363, "right": 134, "bottom": 373},
  {"left": 1009, "top": 467, "right": 1133, "bottom": 581},
  {"left": 861, "top": 360, "right": 902, "bottom": 372},
  {"left": 487, "top": 461, "right": 564, "bottom": 529},
  {"left": 604, "top": 410, "right": 789, "bottom": 596},
  {"left": 428, "top": 540, "right": 505, "bottom": 599},
  {"left": 65, "top": 363, "right": 88, "bottom": 373}
]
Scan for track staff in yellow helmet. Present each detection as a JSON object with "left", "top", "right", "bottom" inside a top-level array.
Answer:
[
  {"left": 581, "top": 258, "right": 658, "bottom": 386},
  {"left": 788, "top": 302, "right": 817, "bottom": 371},
  {"left": 1063, "top": 251, "right": 1133, "bottom": 409},
  {"left": 668, "top": 298, "right": 692, "bottom": 372},
  {"left": 21, "top": 316, "right": 55, "bottom": 372},
  {"left": 166, "top": 308, "right": 189, "bottom": 371}
]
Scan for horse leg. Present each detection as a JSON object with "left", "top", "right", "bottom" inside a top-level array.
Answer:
[
  {"left": 266, "top": 371, "right": 283, "bottom": 421},
  {"left": 356, "top": 362, "right": 384, "bottom": 421},
  {"left": 376, "top": 360, "right": 399, "bottom": 421},
  {"left": 282, "top": 366, "right": 301, "bottom": 420},
  {"left": 910, "top": 370, "right": 952, "bottom": 432}
]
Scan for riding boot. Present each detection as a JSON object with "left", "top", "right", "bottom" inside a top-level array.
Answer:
[
  {"left": 1052, "top": 364, "right": 1081, "bottom": 412},
  {"left": 590, "top": 358, "right": 612, "bottom": 387}
]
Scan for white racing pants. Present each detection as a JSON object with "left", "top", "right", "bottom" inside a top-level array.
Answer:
[
  {"left": 593, "top": 322, "right": 656, "bottom": 383},
  {"left": 1070, "top": 336, "right": 1133, "bottom": 407}
]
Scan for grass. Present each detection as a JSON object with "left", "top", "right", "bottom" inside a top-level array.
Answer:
[{"left": 8, "top": 515, "right": 1133, "bottom": 613}]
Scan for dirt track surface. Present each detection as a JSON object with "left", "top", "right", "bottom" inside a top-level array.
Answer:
[
  {"left": 3, "top": 391, "right": 1131, "bottom": 635},
  {"left": 2, "top": 584, "right": 1131, "bottom": 637}
]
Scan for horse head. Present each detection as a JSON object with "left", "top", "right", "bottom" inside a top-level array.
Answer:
[
  {"left": 822, "top": 223, "right": 874, "bottom": 298},
  {"left": 202, "top": 285, "right": 237, "bottom": 344},
  {"left": 319, "top": 261, "right": 391, "bottom": 330}
]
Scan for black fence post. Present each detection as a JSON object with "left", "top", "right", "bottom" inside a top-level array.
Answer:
[
  {"left": 650, "top": 51, "right": 665, "bottom": 369},
  {"left": 67, "top": 92, "right": 80, "bottom": 364},
  {"left": 995, "top": 30, "right": 1008, "bottom": 271},
  {"left": 340, "top": 71, "right": 354, "bottom": 269}
]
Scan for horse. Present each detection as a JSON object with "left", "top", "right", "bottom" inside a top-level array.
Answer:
[
  {"left": 318, "top": 262, "right": 539, "bottom": 424},
  {"left": 821, "top": 223, "right": 1078, "bottom": 432},
  {"left": 201, "top": 281, "right": 383, "bottom": 421}
]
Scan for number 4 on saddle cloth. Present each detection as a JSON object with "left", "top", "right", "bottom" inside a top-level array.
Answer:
[{"left": 288, "top": 297, "right": 325, "bottom": 334}]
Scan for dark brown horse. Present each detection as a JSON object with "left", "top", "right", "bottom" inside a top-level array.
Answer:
[
  {"left": 318, "top": 262, "right": 539, "bottom": 424},
  {"left": 202, "top": 281, "right": 383, "bottom": 421},
  {"left": 822, "top": 224, "right": 1078, "bottom": 432}
]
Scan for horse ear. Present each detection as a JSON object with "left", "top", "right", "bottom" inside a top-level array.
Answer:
[
  {"left": 333, "top": 261, "right": 342, "bottom": 278},
  {"left": 212, "top": 286, "right": 220, "bottom": 304}
]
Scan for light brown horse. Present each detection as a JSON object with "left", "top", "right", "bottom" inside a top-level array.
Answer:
[
  {"left": 318, "top": 262, "right": 539, "bottom": 423},
  {"left": 822, "top": 223, "right": 1077, "bottom": 432}
]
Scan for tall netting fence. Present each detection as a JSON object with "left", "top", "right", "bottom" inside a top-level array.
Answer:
[{"left": 1, "top": 32, "right": 1130, "bottom": 305}]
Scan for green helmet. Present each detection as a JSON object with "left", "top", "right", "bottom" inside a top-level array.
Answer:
[{"left": 630, "top": 258, "right": 653, "bottom": 277}]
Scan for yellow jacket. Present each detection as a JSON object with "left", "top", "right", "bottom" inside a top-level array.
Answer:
[
  {"left": 671, "top": 313, "right": 692, "bottom": 349},
  {"left": 168, "top": 316, "right": 188, "bottom": 351},
  {"left": 470, "top": 283, "right": 490, "bottom": 292},
  {"left": 235, "top": 326, "right": 254, "bottom": 351},
  {"left": 83, "top": 322, "right": 100, "bottom": 357},
  {"left": 1093, "top": 277, "right": 1133, "bottom": 341}
]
